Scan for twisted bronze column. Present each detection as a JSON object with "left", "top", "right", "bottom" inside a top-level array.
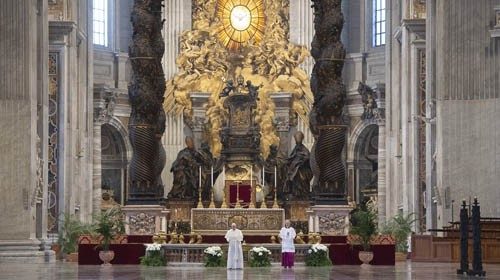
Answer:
[
  {"left": 310, "top": 0, "right": 347, "bottom": 203},
  {"left": 127, "top": 0, "right": 166, "bottom": 204}
]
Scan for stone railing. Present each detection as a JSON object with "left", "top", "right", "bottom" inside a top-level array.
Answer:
[{"left": 163, "top": 243, "right": 317, "bottom": 263}]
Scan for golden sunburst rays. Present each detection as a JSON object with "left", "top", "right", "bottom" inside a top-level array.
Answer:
[{"left": 216, "top": 0, "right": 265, "bottom": 51}]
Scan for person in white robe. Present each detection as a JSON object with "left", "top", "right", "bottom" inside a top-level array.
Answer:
[
  {"left": 279, "top": 220, "right": 296, "bottom": 268},
  {"left": 225, "top": 223, "right": 244, "bottom": 269}
]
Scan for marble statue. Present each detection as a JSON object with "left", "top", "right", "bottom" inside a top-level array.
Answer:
[
  {"left": 167, "top": 137, "right": 203, "bottom": 200},
  {"left": 219, "top": 80, "right": 234, "bottom": 98},
  {"left": 283, "top": 131, "right": 313, "bottom": 200},
  {"left": 246, "top": 80, "right": 261, "bottom": 101},
  {"left": 359, "top": 82, "right": 377, "bottom": 120}
]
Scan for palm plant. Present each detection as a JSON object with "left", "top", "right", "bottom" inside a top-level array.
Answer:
[
  {"left": 381, "top": 212, "right": 416, "bottom": 253},
  {"left": 57, "top": 213, "right": 92, "bottom": 254},
  {"left": 350, "top": 208, "right": 377, "bottom": 251},
  {"left": 93, "top": 207, "right": 125, "bottom": 251}
]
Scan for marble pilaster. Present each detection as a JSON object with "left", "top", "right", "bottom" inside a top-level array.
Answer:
[
  {"left": 114, "top": 52, "right": 129, "bottom": 89},
  {"left": 289, "top": 0, "right": 314, "bottom": 75},
  {"left": 0, "top": 0, "right": 53, "bottom": 263},
  {"left": 162, "top": 0, "right": 192, "bottom": 80}
]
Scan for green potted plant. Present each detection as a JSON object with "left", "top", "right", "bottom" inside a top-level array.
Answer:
[
  {"left": 57, "top": 213, "right": 91, "bottom": 262},
  {"left": 350, "top": 207, "right": 377, "bottom": 265},
  {"left": 93, "top": 207, "right": 125, "bottom": 266},
  {"left": 381, "top": 212, "right": 416, "bottom": 261}
]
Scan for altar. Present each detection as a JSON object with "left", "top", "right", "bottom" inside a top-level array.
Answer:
[{"left": 191, "top": 208, "right": 284, "bottom": 235}]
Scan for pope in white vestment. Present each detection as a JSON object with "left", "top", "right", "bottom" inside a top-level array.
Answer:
[
  {"left": 279, "top": 220, "right": 296, "bottom": 268},
  {"left": 225, "top": 223, "right": 244, "bottom": 269}
]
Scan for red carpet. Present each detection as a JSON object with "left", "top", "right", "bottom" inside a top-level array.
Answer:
[{"left": 78, "top": 235, "right": 395, "bottom": 265}]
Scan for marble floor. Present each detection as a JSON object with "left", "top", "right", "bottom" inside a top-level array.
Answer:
[{"left": 0, "top": 262, "right": 497, "bottom": 280}]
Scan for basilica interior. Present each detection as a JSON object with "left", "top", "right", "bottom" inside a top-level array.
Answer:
[{"left": 1, "top": 0, "right": 500, "bottom": 278}]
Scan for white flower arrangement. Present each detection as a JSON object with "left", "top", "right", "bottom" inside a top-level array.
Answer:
[
  {"left": 204, "top": 246, "right": 223, "bottom": 257},
  {"left": 310, "top": 243, "right": 328, "bottom": 253},
  {"left": 145, "top": 243, "right": 162, "bottom": 251},
  {"left": 305, "top": 243, "right": 332, "bottom": 266},
  {"left": 249, "top": 246, "right": 272, "bottom": 255}
]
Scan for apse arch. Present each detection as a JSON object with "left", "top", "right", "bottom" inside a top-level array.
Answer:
[
  {"left": 105, "top": 117, "right": 132, "bottom": 162},
  {"left": 101, "top": 118, "right": 130, "bottom": 205},
  {"left": 349, "top": 122, "right": 379, "bottom": 204}
]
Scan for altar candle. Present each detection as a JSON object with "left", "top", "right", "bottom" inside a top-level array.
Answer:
[
  {"left": 199, "top": 166, "right": 202, "bottom": 188},
  {"left": 211, "top": 166, "right": 214, "bottom": 187},
  {"left": 250, "top": 166, "right": 253, "bottom": 187},
  {"left": 262, "top": 167, "right": 265, "bottom": 184},
  {"left": 274, "top": 165, "right": 277, "bottom": 188}
]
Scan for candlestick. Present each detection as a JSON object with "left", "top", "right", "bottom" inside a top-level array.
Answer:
[
  {"left": 197, "top": 166, "right": 203, "bottom": 208},
  {"left": 209, "top": 188, "right": 215, "bottom": 208},
  {"left": 273, "top": 186, "right": 279, "bottom": 209}
]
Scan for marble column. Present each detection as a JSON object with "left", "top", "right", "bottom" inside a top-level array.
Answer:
[
  {"left": 0, "top": 0, "right": 52, "bottom": 263},
  {"left": 425, "top": 0, "right": 437, "bottom": 231},
  {"left": 374, "top": 84, "right": 387, "bottom": 224}
]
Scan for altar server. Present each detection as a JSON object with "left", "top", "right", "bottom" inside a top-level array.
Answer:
[
  {"left": 225, "top": 223, "right": 244, "bottom": 269},
  {"left": 279, "top": 220, "right": 296, "bottom": 268}
]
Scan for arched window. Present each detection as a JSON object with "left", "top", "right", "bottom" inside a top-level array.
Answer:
[
  {"left": 93, "top": 0, "right": 109, "bottom": 47},
  {"left": 373, "top": 0, "right": 386, "bottom": 47}
]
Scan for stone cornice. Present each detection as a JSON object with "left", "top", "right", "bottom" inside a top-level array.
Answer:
[
  {"left": 402, "top": 18, "right": 426, "bottom": 38},
  {"left": 49, "top": 21, "right": 76, "bottom": 42}
]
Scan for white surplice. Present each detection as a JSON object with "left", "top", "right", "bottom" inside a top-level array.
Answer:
[
  {"left": 279, "top": 227, "right": 296, "bottom": 253},
  {"left": 225, "top": 228, "right": 244, "bottom": 269}
]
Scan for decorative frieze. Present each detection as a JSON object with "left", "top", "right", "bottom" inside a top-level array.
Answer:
[
  {"left": 122, "top": 205, "right": 169, "bottom": 235},
  {"left": 129, "top": 212, "right": 156, "bottom": 235},
  {"left": 308, "top": 204, "right": 353, "bottom": 235},
  {"left": 191, "top": 208, "right": 284, "bottom": 235}
]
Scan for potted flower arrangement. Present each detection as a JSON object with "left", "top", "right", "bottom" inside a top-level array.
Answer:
[
  {"left": 203, "top": 246, "right": 224, "bottom": 267},
  {"left": 381, "top": 212, "right": 416, "bottom": 261},
  {"left": 140, "top": 243, "right": 166, "bottom": 266},
  {"left": 249, "top": 246, "right": 272, "bottom": 267},
  {"left": 93, "top": 207, "right": 125, "bottom": 266},
  {"left": 350, "top": 206, "right": 377, "bottom": 265},
  {"left": 305, "top": 243, "right": 332, "bottom": 266}
]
